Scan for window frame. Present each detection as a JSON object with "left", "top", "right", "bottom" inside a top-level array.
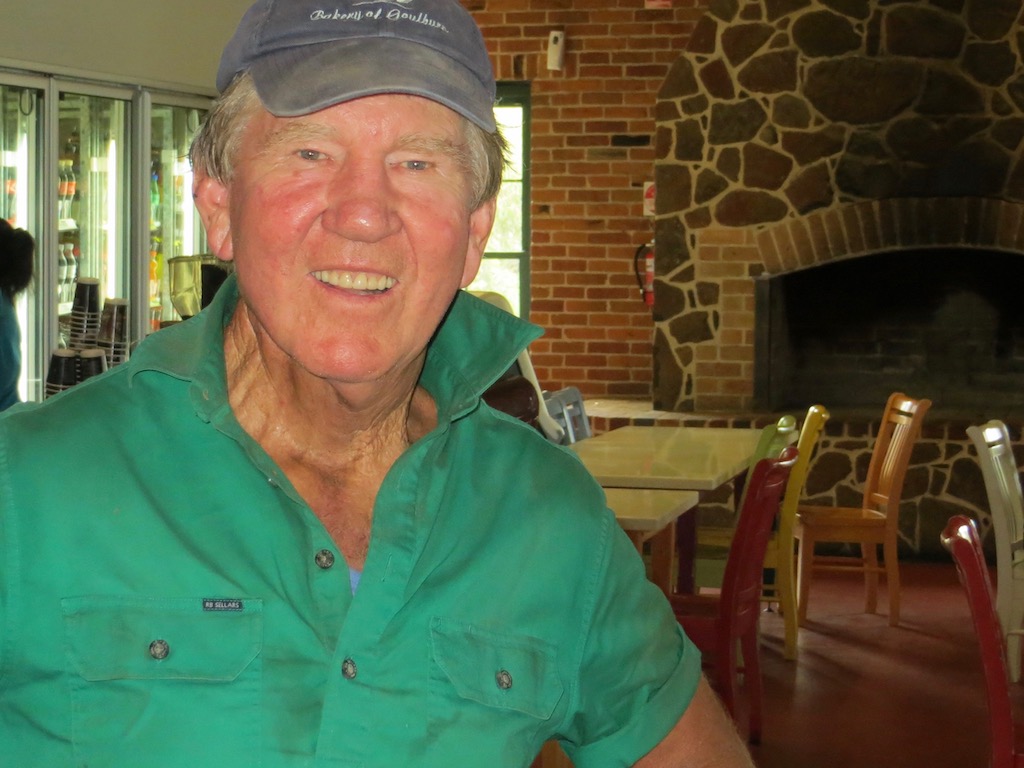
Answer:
[{"left": 481, "top": 82, "right": 530, "bottom": 316}]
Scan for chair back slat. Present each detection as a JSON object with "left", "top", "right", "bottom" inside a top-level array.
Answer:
[
  {"left": 780, "top": 405, "right": 830, "bottom": 525},
  {"left": 969, "top": 420, "right": 1024, "bottom": 567},
  {"left": 862, "top": 392, "right": 931, "bottom": 514}
]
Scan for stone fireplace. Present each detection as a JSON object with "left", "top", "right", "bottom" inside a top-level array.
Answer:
[
  {"left": 755, "top": 219, "right": 1024, "bottom": 419},
  {"left": 647, "top": 0, "right": 1024, "bottom": 556}
]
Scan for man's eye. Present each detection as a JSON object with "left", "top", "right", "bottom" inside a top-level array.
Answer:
[
  {"left": 297, "top": 149, "right": 324, "bottom": 161},
  {"left": 402, "top": 159, "right": 431, "bottom": 171}
]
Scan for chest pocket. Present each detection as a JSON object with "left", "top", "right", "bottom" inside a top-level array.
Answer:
[
  {"left": 63, "top": 596, "right": 262, "bottom": 766},
  {"left": 430, "top": 617, "right": 563, "bottom": 720}
]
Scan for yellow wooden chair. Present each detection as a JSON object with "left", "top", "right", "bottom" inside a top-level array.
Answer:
[
  {"left": 695, "top": 415, "right": 796, "bottom": 590},
  {"left": 795, "top": 392, "right": 931, "bottom": 627},
  {"left": 761, "top": 404, "right": 829, "bottom": 660}
]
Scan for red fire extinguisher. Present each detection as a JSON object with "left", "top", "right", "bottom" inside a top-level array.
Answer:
[{"left": 634, "top": 242, "right": 655, "bottom": 307}]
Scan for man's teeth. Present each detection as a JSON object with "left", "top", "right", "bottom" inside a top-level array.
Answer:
[{"left": 313, "top": 270, "right": 396, "bottom": 292}]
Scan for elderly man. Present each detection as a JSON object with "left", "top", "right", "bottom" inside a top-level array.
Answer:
[{"left": 0, "top": 1, "right": 754, "bottom": 765}]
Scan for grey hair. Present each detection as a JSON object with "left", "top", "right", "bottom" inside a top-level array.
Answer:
[{"left": 189, "top": 72, "right": 509, "bottom": 210}]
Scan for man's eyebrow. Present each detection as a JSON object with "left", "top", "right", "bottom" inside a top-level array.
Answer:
[
  {"left": 396, "top": 134, "right": 471, "bottom": 165},
  {"left": 259, "top": 121, "right": 336, "bottom": 153},
  {"left": 254, "top": 122, "right": 472, "bottom": 170},
  {"left": 259, "top": 124, "right": 461, "bottom": 149}
]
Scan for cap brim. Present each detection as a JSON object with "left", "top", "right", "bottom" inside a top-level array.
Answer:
[{"left": 249, "top": 37, "right": 496, "bottom": 132}]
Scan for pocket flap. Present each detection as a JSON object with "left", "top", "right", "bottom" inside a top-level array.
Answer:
[
  {"left": 431, "top": 617, "right": 563, "bottom": 719},
  {"left": 63, "top": 596, "right": 262, "bottom": 682}
]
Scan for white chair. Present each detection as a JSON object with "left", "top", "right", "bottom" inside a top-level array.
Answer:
[
  {"left": 470, "top": 291, "right": 565, "bottom": 443},
  {"left": 967, "top": 419, "right": 1024, "bottom": 682}
]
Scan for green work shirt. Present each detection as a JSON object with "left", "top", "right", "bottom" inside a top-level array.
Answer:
[{"left": 0, "top": 278, "right": 700, "bottom": 767}]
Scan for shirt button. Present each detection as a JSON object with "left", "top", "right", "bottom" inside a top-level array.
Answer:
[
  {"left": 149, "top": 639, "right": 170, "bottom": 660},
  {"left": 341, "top": 657, "right": 358, "bottom": 680},
  {"left": 495, "top": 669, "right": 513, "bottom": 690},
  {"left": 315, "top": 549, "right": 336, "bottom": 569}
]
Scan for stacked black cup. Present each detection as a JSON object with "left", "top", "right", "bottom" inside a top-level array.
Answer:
[
  {"left": 78, "top": 347, "right": 108, "bottom": 382},
  {"left": 44, "top": 349, "right": 78, "bottom": 398},
  {"left": 69, "top": 278, "right": 101, "bottom": 351},
  {"left": 96, "top": 298, "right": 130, "bottom": 367}
]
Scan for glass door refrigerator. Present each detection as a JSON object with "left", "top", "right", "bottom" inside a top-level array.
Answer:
[
  {"left": 1, "top": 76, "right": 45, "bottom": 403},
  {"left": 147, "top": 98, "right": 209, "bottom": 331},
  {"left": 0, "top": 71, "right": 210, "bottom": 404},
  {"left": 54, "top": 83, "right": 132, "bottom": 357}
]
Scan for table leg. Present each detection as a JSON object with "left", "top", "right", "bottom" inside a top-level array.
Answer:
[
  {"left": 675, "top": 510, "right": 696, "bottom": 594},
  {"left": 647, "top": 521, "right": 676, "bottom": 597},
  {"left": 625, "top": 526, "right": 674, "bottom": 596},
  {"left": 625, "top": 531, "right": 645, "bottom": 553}
]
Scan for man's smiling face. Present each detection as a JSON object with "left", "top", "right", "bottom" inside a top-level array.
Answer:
[{"left": 197, "top": 93, "right": 495, "bottom": 390}]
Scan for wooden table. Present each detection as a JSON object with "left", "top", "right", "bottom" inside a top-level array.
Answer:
[
  {"left": 604, "top": 487, "right": 699, "bottom": 596},
  {"left": 573, "top": 425, "right": 766, "bottom": 592},
  {"left": 571, "top": 425, "right": 764, "bottom": 490}
]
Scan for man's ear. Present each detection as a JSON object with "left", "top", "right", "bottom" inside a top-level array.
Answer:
[
  {"left": 193, "top": 173, "right": 234, "bottom": 262},
  {"left": 460, "top": 197, "right": 496, "bottom": 288}
]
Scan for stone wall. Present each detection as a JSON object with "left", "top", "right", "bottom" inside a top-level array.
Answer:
[{"left": 652, "top": 0, "right": 1024, "bottom": 412}]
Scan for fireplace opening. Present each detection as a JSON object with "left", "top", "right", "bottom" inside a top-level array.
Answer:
[{"left": 754, "top": 248, "right": 1024, "bottom": 419}]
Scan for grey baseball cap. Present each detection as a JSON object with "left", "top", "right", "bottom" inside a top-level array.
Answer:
[{"left": 217, "top": 0, "right": 497, "bottom": 131}]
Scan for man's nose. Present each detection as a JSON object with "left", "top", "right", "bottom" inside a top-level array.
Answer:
[{"left": 321, "top": 161, "right": 401, "bottom": 242}]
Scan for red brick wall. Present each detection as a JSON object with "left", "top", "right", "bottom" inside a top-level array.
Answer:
[{"left": 464, "top": 0, "right": 703, "bottom": 400}]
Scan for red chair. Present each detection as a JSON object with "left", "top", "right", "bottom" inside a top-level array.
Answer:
[
  {"left": 670, "top": 446, "right": 798, "bottom": 744},
  {"left": 941, "top": 515, "right": 1024, "bottom": 768}
]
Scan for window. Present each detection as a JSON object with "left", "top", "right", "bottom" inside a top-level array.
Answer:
[{"left": 468, "top": 83, "right": 529, "bottom": 316}]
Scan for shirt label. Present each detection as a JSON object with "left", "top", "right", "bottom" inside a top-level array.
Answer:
[{"left": 202, "top": 598, "right": 244, "bottom": 612}]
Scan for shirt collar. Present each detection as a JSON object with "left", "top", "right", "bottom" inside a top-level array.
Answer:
[
  {"left": 128, "top": 275, "right": 543, "bottom": 424},
  {"left": 420, "top": 290, "right": 543, "bottom": 422}
]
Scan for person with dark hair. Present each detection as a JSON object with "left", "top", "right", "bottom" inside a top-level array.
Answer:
[{"left": 0, "top": 219, "right": 34, "bottom": 410}]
